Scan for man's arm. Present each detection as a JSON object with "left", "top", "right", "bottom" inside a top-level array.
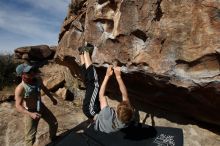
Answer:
[
  {"left": 41, "top": 83, "right": 57, "bottom": 105},
  {"left": 114, "top": 67, "right": 129, "bottom": 102},
  {"left": 15, "top": 83, "right": 41, "bottom": 119},
  {"left": 99, "top": 66, "right": 113, "bottom": 109}
]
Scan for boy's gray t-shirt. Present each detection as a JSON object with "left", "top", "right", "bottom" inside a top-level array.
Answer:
[{"left": 94, "top": 106, "right": 125, "bottom": 133}]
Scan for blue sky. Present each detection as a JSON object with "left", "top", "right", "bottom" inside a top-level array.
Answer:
[{"left": 0, "top": 0, "right": 70, "bottom": 54}]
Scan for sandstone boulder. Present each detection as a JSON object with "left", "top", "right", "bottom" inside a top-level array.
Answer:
[
  {"left": 40, "top": 63, "right": 65, "bottom": 91},
  {"left": 14, "top": 45, "right": 55, "bottom": 61},
  {"left": 55, "top": 87, "right": 74, "bottom": 101},
  {"left": 55, "top": 0, "right": 220, "bottom": 126}
]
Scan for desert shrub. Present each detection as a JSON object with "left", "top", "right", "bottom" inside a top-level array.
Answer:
[{"left": 0, "top": 55, "right": 19, "bottom": 90}]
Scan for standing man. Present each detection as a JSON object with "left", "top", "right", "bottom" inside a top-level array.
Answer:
[{"left": 15, "top": 64, "right": 58, "bottom": 146}]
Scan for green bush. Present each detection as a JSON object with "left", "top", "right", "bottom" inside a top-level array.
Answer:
[{"left": 0, "top": 55, "right": 19, "bottom": 90}]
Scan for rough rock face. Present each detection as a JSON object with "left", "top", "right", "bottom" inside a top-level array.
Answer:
[
  {"left": 40, "top": 63, "right": 66, "bottom": 91},
  {"left": 55, "top": 0, "right": 220, "bottom": 126},
  {"left": 40, "top": 63, "right": 77, "bottom": 101},
  {"left": 40, "top": 61, "right": 83, "bottom": 96}
]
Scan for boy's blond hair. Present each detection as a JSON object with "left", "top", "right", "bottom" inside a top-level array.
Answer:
[{"left": 116, "top": 101, "right": 133, "bottom": 123}]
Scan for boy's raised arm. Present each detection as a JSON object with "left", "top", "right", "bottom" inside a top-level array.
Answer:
[
  {"left": 114, "top": 67, "right": 129, "bottom": 103},
  {"left": 99, "top": 66, "right": 113, "bottom": 109}
]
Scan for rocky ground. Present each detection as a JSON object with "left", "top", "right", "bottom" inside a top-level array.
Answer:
[
  {"left": 0, "top": 88, "right": 87, "bottom": 146},
  {"left": 0, "top": 89, "right": 220, "bottom": 146}
]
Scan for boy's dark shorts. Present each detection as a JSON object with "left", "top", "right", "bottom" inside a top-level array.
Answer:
[{"left": 81, "top": 64, "right": 100, "bottom": 119}]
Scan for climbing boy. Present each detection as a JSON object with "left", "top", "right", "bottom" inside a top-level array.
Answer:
[
  {"left": 78, "top": 43, "right": 101, "bottom": 120},
  {"left": 78, "top": 44, "right": 134, "bottom": 133}
]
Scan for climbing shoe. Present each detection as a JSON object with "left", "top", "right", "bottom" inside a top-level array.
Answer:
[
  {"left": 84, "top": 43, "right": 94, "bottom": 55},
  {"left": 78, "top": 46, "right": 84, "bottom": 55}
]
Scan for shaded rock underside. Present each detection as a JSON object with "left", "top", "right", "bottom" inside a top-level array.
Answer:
[{"left": 56, "top": 0, "right": 220, "bottom": 126}]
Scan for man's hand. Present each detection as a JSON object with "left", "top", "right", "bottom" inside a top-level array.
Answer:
[
  {"left": 113, "top": 66, "right": 121, "bottom": 78},
  {"left": 30, "top": 112, "right": 41, "bottom": 120},
  {"left": 106, "top": 65, "right": 113, "bottom": 77}
]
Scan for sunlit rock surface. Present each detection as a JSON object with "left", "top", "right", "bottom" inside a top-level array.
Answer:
[
  {"left": 14, "top": 45, "right": 55, "bottom": 61},
  {"left": 56, "top": 0, "right": 220, "bottom": 126}
]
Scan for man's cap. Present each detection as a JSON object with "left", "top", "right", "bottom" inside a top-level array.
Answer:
[{"left": 16, "top": 64, "right": 33, "bottom": 76}]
